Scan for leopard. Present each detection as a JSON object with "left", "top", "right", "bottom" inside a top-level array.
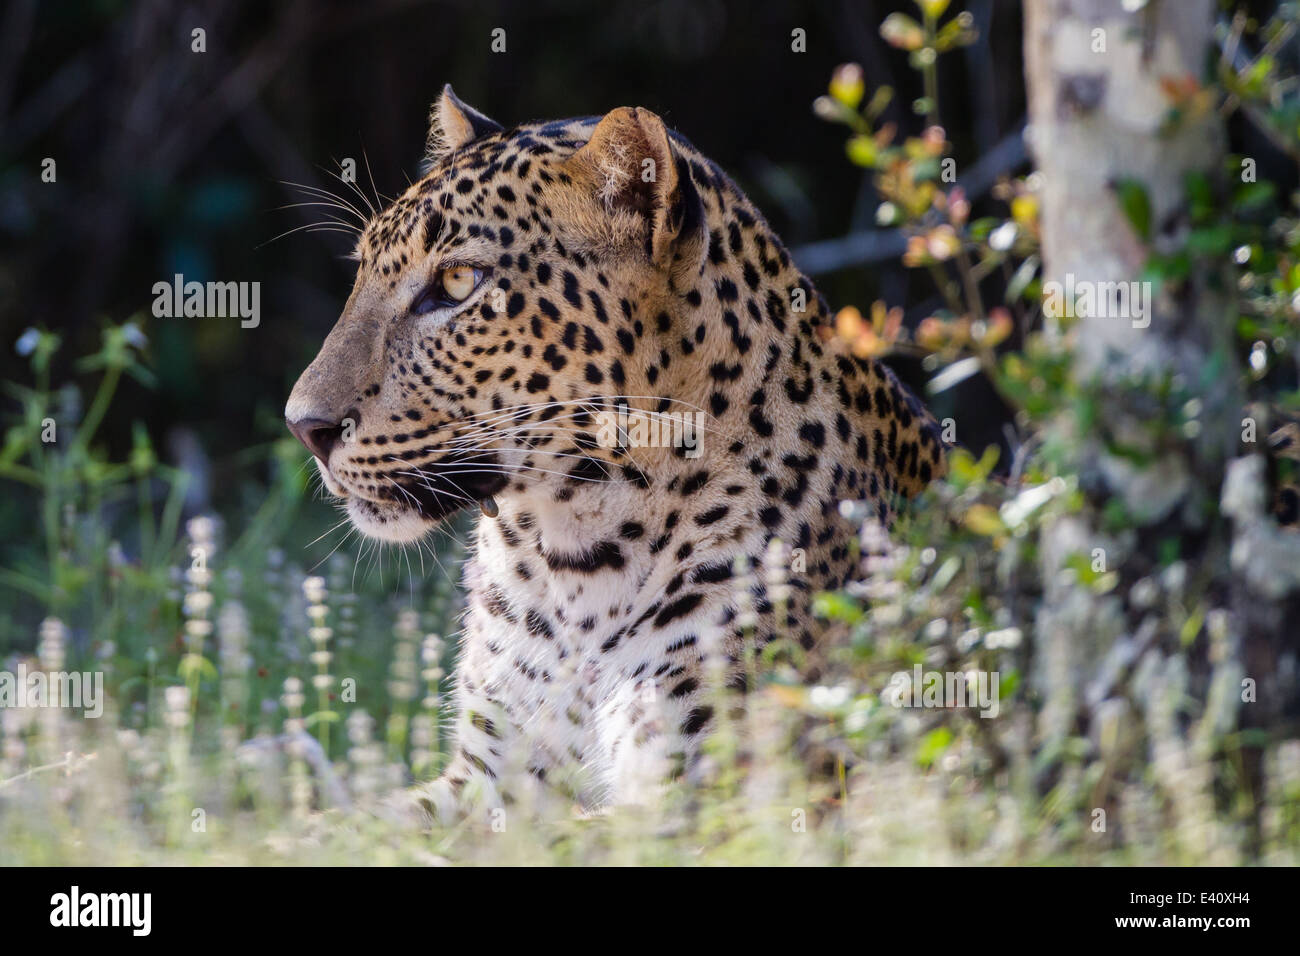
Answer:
[{"left": 285, "top": 85, "right": 947, "bottom": 819}]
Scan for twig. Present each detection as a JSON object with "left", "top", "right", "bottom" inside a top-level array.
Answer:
[
  {"left": 791, "top": 123, "right": 1028, "bottom": 275},
  {"left": 0, "top": 751, "right": 97, "bottom": 790}
]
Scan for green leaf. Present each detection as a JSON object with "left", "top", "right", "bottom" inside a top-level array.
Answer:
[
  {"left": 0, "top": 426, "right": 31, "bottom": 466},
  {"left": 813, "top": 591, "right": 864, "bottom": 623},
  {"left": 1180, "top": 606, "right": 1205, "bottom": 646},
  {"left": 934, "top": 13, "right": 978, "bottom": 51},
  {"left": 1184, "top": 170, "right": 1214, "bottom": 224},
  {"left": 916, "top": 0, "right": 950, "bottom": 18},
  {"left": 1234, "top": 180, "right": 1277, "bottom": 211},
  {"left": 178, "top": 653, "right": 217, "bottom": 683},
  {"left": 0, "top": 566, "right": 55, "bottom": 601},
  {"left": 1186, "top": 224, "right": 1234, "bottom": 256},
  {"left": 931, "top": 556, "right": 961, "bottom": 592},
  {"left": 916, "top": 727, "right": 954, "bottom": 768},
  {"left": 880, "top": 13, "right": 925, "bottom": 51},
  {"left": 1114, "top": 178, "right": 1152, "bottom": 241},
  {"left": 863, "top": 86, "right": 893, "bottom": 122},
  {"left": 845, "top": 135, "right": 878, "bottom": 168}
]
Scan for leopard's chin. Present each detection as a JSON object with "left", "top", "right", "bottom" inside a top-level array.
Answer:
[{"left": 346, "top": 496, "right": 435, "bottom": 544}]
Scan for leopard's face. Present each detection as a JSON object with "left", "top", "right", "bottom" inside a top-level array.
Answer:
[{"left": 286, "top": 88, "right": 702, "bottom": 543}]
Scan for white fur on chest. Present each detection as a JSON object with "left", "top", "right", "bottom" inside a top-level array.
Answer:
[{"left": 454, "top": 482, "right": 744, "bottom": 798}]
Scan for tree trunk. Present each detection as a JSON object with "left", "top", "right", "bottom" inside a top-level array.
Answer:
[
  {"left": 1024, "top": 0, "right": 1234, "bottom": 476},
  {"left": 1023, "top": 0, "right": 1298, "bottom": 855}
]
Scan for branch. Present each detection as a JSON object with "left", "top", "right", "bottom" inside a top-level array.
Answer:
[{"left": 791, "top": 122, "right": 1028, "bottom": 276}]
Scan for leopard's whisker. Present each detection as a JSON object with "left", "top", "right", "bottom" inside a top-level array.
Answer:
[
  {"left": 274, "top": 202, "right": 366, "bottom": 233},
  {"left": 398, "top": 461, "right": 613, "bottom": 486},
  {"left": 257, "top": 220, "right": 362, "bottom": 250},
  {"left": 313, "top": 166, "right": 377, "bottom": 221},
  {"left": 438, "top": 402, "right": 730, "bottom": 443},
  {"left": 360, "top": 147, "right": 389, "bottom": 215},
  {"left": 397, "top": 466, "right": 481, "bottom": 509},
  {"left": 439, "top": 411, "right": 732, "bottom": 450},
  {"left": 384, "top": 445, "right": 617, "bottom": 472},
  {"left": 282, "top": 178, "right": 372, "bottom": 225},
  {"left": 306, "top": 515, "right": 353, "bottom": 550},
  {"left": 442, "top": 393, "right": 712, "bottom": 428},
  {"left": 309, "top": 521, "right": 358, "bottom": 572}
]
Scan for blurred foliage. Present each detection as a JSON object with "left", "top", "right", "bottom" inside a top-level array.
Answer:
[
  {"left": 781, "top": 0, "right": 1300, "bottom": 863},
  {"left": 2, "top": 0, "right": 1299, "bottom": 865}
]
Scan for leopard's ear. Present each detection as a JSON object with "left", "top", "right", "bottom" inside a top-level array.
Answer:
[
  {"left": 566, "top": 107, "right": 704, "bottom": 276},
  {"left": 424, "top": 85, "right": 502, "bottom": 167}
]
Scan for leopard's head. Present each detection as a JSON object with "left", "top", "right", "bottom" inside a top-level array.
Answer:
[{"left": 286, "top": 86, "right": 708, "bottom": 543}]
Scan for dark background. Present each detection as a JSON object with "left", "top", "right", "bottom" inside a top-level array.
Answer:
[{"left": 0, "top": 0, "right": 1030, "bottom": 517}]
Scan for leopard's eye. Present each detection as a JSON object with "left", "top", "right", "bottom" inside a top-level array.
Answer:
[
  {"left": 442, "top": 264, "right": 480, "bottom": 302},
  {"left": 412, "top": 265, "right": 486, "bottom": 316}
]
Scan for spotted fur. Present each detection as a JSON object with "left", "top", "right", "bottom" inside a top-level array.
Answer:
[{"left": 286, "top": 86, "right": 947, "bottom": 816}]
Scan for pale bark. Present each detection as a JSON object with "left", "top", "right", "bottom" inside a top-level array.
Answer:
[
  {"left": 1022, "top": 0, "right": 1300, "bottom": 852},
  {"left": 1025, "top": 0, "right": 1237, "bottom": 511}
]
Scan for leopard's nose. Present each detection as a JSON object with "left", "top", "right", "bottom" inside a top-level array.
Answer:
[{"left": 287, "top": 416, "right": 343, "bottom": 463}]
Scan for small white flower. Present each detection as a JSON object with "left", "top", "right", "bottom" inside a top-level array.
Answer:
[
  {"left": 186, "top": 515, "right": 216, "bottom": 543},
  {"left": 924, "top": 618, "right": 949, "bottom": 641},
  {"left": 184, "top": 618, "right": 212, "bottom": 639},
  {"left": 183, "top": 590, "right": 214, "bottom": 616},
  {"left": 122, "top": 322, "right": 148, "bottom": 349},
  {"left": 810, "top": 684, "right": 851, "bottom": 711},
  {"left": 164, "top": 686, "right": 191, "bottom": 713},
  {"left": 302, "top": 576, "right": 327, "bottom": 603},
  {"left": 985, "top": 627, "right": 1023, "bottom": 649},
  {"left": 15, "top": 328, "right": 40, "bottom": 357},
  {"left": 989, "top": 221, "right": 1018, "bottom": 252}
]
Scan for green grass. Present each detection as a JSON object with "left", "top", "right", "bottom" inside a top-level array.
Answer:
[{"left": 2, "top": 485, "right": 1298, "bottom": 866}]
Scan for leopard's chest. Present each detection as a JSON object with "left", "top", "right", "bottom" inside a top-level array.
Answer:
[
  {"left": 453, "top": 489, "right": 754, "bottom": 776},
  {"left": 460, "top": 519, "right": 726, "bottom": 696}
]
